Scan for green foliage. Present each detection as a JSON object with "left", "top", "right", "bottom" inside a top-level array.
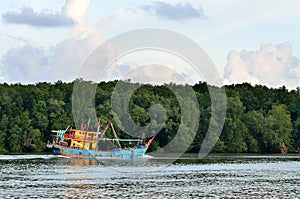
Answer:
[
  {"left": 221, "top": 96, "right": 248, "bottom": 153},
  {"left": 0, "top": 80, "right": 300, "bottom": 154},
  {"left": 7, "top": 125, "right": 22, "bottom": 153},
  {"left": 261, "top": 104, "right": 293, "bottom": 152}
]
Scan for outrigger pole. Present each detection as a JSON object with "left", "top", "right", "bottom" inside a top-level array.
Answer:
[
  {"left": 51, "top": 126, "right": 70, "bottom": 142},
  {"left": 98, "top": 138, "right": 141, "bottom": 142}
]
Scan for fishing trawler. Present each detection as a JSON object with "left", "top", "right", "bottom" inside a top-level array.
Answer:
[{"left": 46, "top": 120, "right": 156, "bottom": 159}]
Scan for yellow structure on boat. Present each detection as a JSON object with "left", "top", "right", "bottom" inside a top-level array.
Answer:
[{"left": 63, "top": 128, "right": 99, "bottom": 151}]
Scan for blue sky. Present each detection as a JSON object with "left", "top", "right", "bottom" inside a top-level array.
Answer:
[{"left": 0, "top": 0, "right": 299, "bottom": 89}]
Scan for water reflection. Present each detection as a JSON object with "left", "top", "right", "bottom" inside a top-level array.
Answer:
[{"left": 66, "top": 158, "right": 99, "bottom": 167}]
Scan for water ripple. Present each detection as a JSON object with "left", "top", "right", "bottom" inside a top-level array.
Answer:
[{"left": 0, "top": 155, "right": 300, "bottom": 198}]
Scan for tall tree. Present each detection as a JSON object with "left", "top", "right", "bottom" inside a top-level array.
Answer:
[
  {"left": 221, "top": 96, "right": 248, "bottom": 153},
  {"left": 32, "top": 101, "right": 49, "bottom": 141},
  {"left": 261, "top": 104, "right": 293, "bottom": 152},
  {"left": 243, "top": 110, "right": 265, "bottom": 152}
]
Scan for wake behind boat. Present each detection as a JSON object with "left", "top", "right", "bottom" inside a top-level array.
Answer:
[{"left": 46, "top": 120, "right": 155, "bottom": 159}]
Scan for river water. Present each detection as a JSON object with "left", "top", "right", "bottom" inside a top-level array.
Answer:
[{"left": 0, "top": 154, "right": 299, "bottom": 198}]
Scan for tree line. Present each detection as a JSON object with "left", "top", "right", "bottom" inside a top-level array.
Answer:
[{"left": 0, "top": 79, "right": 299, "bottom": 154}]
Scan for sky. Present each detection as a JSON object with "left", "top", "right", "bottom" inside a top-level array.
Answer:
[{"left": 0, "top": 0, "right": 299, "bottom": 89}]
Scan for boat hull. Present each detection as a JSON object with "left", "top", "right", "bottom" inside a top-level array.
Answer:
[{"left": 50, "top": 145, "right": 148, "bottom": 159}]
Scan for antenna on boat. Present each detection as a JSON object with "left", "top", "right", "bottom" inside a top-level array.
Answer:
[
  {"left": 87, "top": 117, "right": 91, "bottom": 130},
  {"left": 96, "top": 118, "right": 101, "bottom": 133}
]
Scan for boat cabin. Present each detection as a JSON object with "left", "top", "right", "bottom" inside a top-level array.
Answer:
[{"left": 63, "top": 128, "right": 99, "bottom": 151}]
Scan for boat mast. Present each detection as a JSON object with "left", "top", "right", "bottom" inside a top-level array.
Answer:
[
  {"left": 96, "top": 121, "right": 111, "bottom": 150},
  {"left": 98, "top": 121, "right": 111, "bottom": 139},
  {"left": 110, "top": 123, "right": 121, "bottom": 148}
]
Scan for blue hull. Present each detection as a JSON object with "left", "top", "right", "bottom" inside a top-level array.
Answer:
[{"left": 52, "top": 147, "right": 148, "bottom": 159}]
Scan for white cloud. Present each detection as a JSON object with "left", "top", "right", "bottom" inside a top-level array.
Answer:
[
  {"left": 140, "top": 1, "right": 207, "bottom": 20},
  {"left": 63, "top": 0, "right": 93, "bottom": 38},
  {"left": 47, "top": 0, "right": 105, "bottom": 82},
  {"left": 0, "top": 0, "right": 105, "bottom": 84},
  {"left": 0, "top": 29, "right": 105, "bottom": 83},
  {"left": 224, "top": 42, "right": 300, "bottom": 89},
  {"left": 1, "top": 44, "right": 48, "bottom": 83},
  {"left": 119, "top": 64, "right": 187, "bottom": 85},
  {"left": 49, "top": 28, "right": 105, "bottom": 81},
  {"left": 2, "top": 6, "right": 74, "bottom": 27}
]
